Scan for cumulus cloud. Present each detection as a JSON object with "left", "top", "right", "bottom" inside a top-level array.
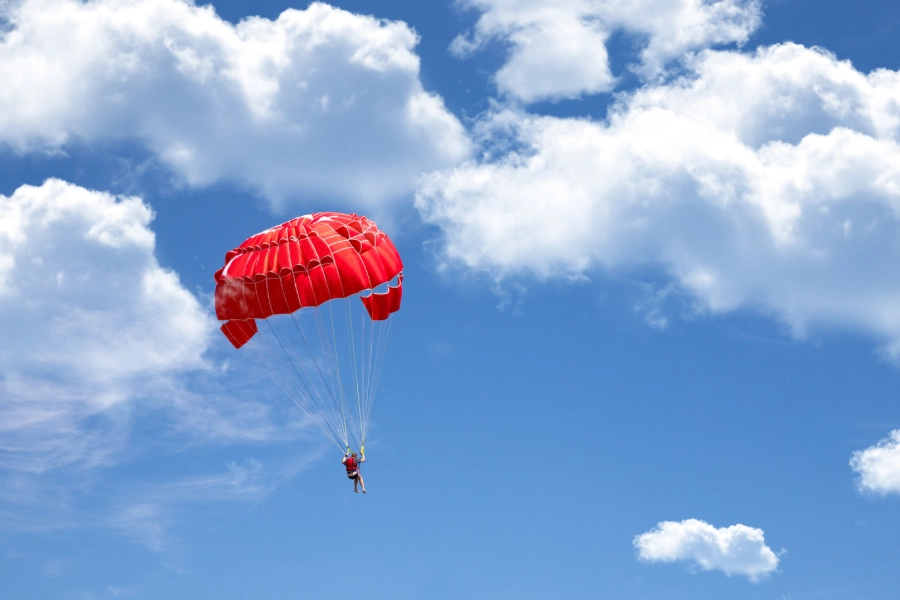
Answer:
[
  {"left": 451, "top": 0, "right": 761, "bottom": 102},
  {"left": 417, "top": 43, "right": 900, "bottom": 356},
  {"left": 851, "top": 430, "right": 900, "bottom": 494},
  {"left": 634, "top": 519, "right": 780, "bottom": 581},
  {"left": 0, "top": 178, "right": 214, "bottom": 472},
  {"left": 0, "top": 0, "right": 470, "bottom": 207},
  {"left": 0, "top": 180, "right": 319, "bottom": 546}
]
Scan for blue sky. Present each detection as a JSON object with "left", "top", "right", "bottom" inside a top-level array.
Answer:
[{"left": 2, "top": 0, "right": 900, "bottom": 598}]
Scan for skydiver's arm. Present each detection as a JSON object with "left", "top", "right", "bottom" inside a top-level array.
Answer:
[{"left": 359, "top": 455, "right": 366, "bottom": 463}]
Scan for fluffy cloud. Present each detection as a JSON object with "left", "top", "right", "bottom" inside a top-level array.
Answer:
[
  {"left": 0, "top": 179, "right": 214, "bottom": 471},
  {"left": 0, "top": 0, "right": 470, "bottom": 207},
  {"left": 451, "top": 0, "right": 761, "bottom": 102},
  {"left": 851, "top": 430, "right": 900, "bottom": 494},
  {"left": 634, "top": 519, "right": 780, "bottom": 581},
  {"left": 417, "top": 43, "right": 900, "bottom": 355}
]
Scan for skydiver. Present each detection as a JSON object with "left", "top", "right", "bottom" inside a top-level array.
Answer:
[{"left": 342, "top": 450, "right": 366, "bottom": 493}]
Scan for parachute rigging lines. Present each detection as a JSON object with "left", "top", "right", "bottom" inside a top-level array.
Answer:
[{"left": 214, "top": 212, "right": 403, "bottom": 452}]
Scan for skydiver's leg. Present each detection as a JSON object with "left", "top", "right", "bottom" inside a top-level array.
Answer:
[{"left": 358, "top": 473, "right": 366, "bottom": 494}]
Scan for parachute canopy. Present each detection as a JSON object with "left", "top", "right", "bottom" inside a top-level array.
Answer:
[
  {"left": 215, "top": 212, "right": 403, "bottom": 347},
  {"left": 215, "top": 212, "right": 403, "bottom": 451}
]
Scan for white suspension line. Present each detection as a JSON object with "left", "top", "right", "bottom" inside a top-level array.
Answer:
[
  {"left": 365, "top": 316, "right": 393, "bottom": 436},
  {"left": 270, "top": 278, "right": 348, "bottom": 444},
  {"left": 362, "top": 308, "right": 378, "bottom": 441},
  {"left": 322, "top": 301, "right": 350, "bottom": 441},
  {"left": 273, "top": 313, "right": 346, "bottom": 443},
  {"left": 265, "top": 319, "right": 348, "bottom": 447},
  {"left": 344, "top": 298, "right": 364, "bottom": 450},
  {"left": 314, "top": 302, "right": 356, "bottom": 446},
  {"left": 285, "top": 311, "right": 348, "bottom": 441},
  {"left": 246, "top": 335, "right": 344, "bottom": 450}
]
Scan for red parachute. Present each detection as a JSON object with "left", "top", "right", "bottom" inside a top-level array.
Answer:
[{"left": 215, "top": 212, "right": 403, "bottom": 451}]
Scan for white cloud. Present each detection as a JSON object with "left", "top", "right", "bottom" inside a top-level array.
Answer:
[
  {"left": 0, "top": 179, "right": 210, "bottom": 385},
  {"left": 851, "top": 430, "right": 900, "bottom": 494},
  {"left": 451, "top": 0, "right": 761, "bottom": 102},
  {"left": 417, "top": 43, "right": 900, "bottom": 355},
  {"left": 106, "top": 461, "right": 268, "bottom": 552},
  {"left": 0, "top": 180, "right": 336, "bottom": 544},
  {"left": 0, "top": 178, "right": 214, "bottom": 472},
  {"left": 107, "top": 585, "right": 139, "bottom": 598},
  {"left": 634, "top": 518, "right": 780, "bottom": 581},
  {"left": 0, "top": 0, "right": 470, "bottom": 207},
  {"left": 107, "top": 453, "right": 321, "bottom": 551}
]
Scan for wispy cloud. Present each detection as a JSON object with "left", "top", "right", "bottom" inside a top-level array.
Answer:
[
  {"left": 106, "top": 584, "right": 139, "bottom": 598},
  {"left": 107, "top": 453, "right": 323, "bottom": 551}
]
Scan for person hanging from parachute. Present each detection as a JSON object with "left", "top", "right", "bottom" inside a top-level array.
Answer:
[
  {"left": 342, "top": 448, "right": 366, "bottom": 493},
  {"left": 214, "top": 213, "right": 402, "bottom": 493}
]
